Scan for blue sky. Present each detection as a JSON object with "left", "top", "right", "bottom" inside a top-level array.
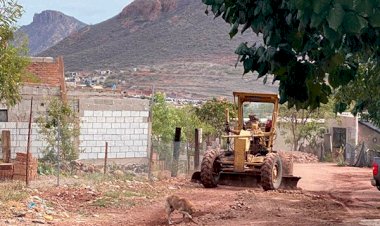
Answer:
[{"left": 16, "top": 0, "right": 134, "bottom": 26}]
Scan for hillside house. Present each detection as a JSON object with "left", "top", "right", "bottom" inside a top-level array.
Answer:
[{"left": 0, "top": 57, "right": 151, "bottom": 162}]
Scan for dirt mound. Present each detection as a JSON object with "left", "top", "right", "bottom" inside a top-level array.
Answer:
[{"left": 279, "top": 151, "right": 319, "bottom": 163}]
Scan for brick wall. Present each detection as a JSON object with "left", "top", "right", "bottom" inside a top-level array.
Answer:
[{"left": 24, "top": 57, "right": 64, "bottom": 87}]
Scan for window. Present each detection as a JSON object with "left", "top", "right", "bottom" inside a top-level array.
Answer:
[{"left": 0, "top": 109, "right": 8, "bottom": 122}]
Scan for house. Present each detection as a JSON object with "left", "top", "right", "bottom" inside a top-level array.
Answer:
[
  {"left": 358, "top": 120, "right": 380, "bottom": 151},
  {"left": 0, "top": 57, "right": 151, "bottom": 162}
]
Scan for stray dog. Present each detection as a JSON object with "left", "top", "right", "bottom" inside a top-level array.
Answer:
[{"left": 165, "top": 195, "right": 196, "bottom": 225}]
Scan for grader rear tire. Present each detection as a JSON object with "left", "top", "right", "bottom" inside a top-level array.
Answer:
[
  {"left": 200, "top": 149, "right": 221, "bottom": 188},
  {"left": 261, "top": 153, "right": 283, "bottom": 191}
]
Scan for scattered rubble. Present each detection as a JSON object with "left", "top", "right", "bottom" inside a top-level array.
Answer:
[{"left": 279, "top": 151, "right": 319, "bottom": 163}]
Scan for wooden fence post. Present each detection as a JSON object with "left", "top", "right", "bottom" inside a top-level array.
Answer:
[{"left": 1, "top": 130, "right": 11, "bottom": 163}]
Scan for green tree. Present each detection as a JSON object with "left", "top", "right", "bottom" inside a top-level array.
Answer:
[
  {"left": 335, "top": 62, "right": 380, "bottom": 125},
  {"left": 152, "top": 92, "right": 213, "bottom": 158},
  {"left": 279, "top": 102, "right": 335, "bottom": 151},
  {"left": 0, "top": 0, "right": 29, "bottom": 106},
  {"left": 202, "top": 0, "right": 380, "bottom": 115},
  {"left": 36, "top": 98, "right": 80, "bottom": 163},
  {"left": 194, "top": 97, "right": 236, "bottom": 142}
]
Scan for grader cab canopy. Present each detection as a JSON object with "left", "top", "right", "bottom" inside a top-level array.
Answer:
[{"left": 192, "top": 92, "right": 300, "bottom": 190}]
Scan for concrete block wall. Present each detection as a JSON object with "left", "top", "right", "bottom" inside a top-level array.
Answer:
[
  {"left": 78, "top": 110, "right": 149, "bottom": 160},
  {"left": 77, "top": 97, "right": 150, "bottom": 160},
  {"left": 0, "top": 123, "right": 47, "bottom": 159}
]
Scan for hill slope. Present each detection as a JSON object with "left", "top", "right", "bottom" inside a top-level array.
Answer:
[
  {"left": 15, "top": 10, "right": 87, "bottom": 56},
  {"left": 39, "top": 0, "right": 261, "bottom": 71}
]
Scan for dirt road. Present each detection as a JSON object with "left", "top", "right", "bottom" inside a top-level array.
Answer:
[{"left": 47, "top": 163, "right": 380, "bottom": 226}]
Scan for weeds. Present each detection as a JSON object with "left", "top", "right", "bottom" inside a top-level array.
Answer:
[{"left": 0, "top": 181, "right": 29, "bottom": 203}]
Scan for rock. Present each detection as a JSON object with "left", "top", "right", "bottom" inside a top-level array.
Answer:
[
  {"left": 113, "top": 170, "right": 125, "bottom": 177},
  {"left": 32, "top": 219, "right": 46, "bottom": 224},
  {"left": 44, "top": 214, "right": 53, "bottom": 221}
]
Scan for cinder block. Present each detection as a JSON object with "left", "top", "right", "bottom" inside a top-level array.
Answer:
[
  {"left": 124, "top": 117, "right": 133, "bottom": 123},
  {"left": 125, "top": 152, "right": 134, "bottom": 158},
  {"left": 130, "top": 111, "right": 139, "bottom": 117},
  {"left": 125, "top": 140, "right": 133, "bottom": 146},
  {"left": 105, "top": 117, "right": 115, "bottom": 123},
  {"left": 121, "top": 135, "right": 130, "bottom": 140},
  {"left": 96, "top": 128, "right": 107, "bottom": 134},
  {"left": 92, "top": 123, "right": 102, "bottom": 129},
  {"left": 116, "top": 152, "right": 126, "bottom": 158},
  {"left": 121, "top": 111, "right": 131, "bottom": 117},
  {"left": 107, "top": 152, "right": 117, "bottom": 158},
  {"left": 87, "top": 141, "right": 97, "bottom": 147},
  {"left": 112, "top": 111, "right": 122, "bottom": 117},
  {"left": 79, "top": 152, "right": 89, "bottom": 160},
  {"left": 134, "top": 140, "right": 143, "bottom": 146},
  {"left": 140, "top": 123, "right": 149, "bottom": 129},
  {"left": 84, "top": 134, "right": 94, "bottom": 140},
  {"left": 115, "top": 117, "right": 124, "bottom": 123},
  {"left": 125, "top": 128, "right": 134, "bottom": 134},
  {"left": 93, "top": 111, "right": 103, "bottom": 117},
  {"left": 88, "top": 153, "right": 98, "bottom": 159},
  {"left": 103, "top": 111, "right": 112, "bottom": 117},
  {"left": 130, "top": 123, "right": 139, "bottom": 129},
  {"left": 84, "top": 111, "right": 93, "bottom": 117},
  {"left": 130, "top": 134, "right": 139, "bottom": 140},
  {"left": 115, "top": 129, "right": 124, "bottom": 134},
  {"left": 133, "top": 117, "right": 143, "bottom": 123},
  {"left": 96, "top": 117, "right": 106, "bottom": 123},
  {"left": 94, "top": 135, "right": 103, "bottom": 141},
  {"left": 134, "top": 151, "right": 147, "bottom": 158},
  {"left": 140, "top": 111, "right": 149, "bottom": 117},
  {"left": 111, "top": 123, "right": 121, "bottom": 129},
  {"left": 87, "top": 117, "right": 97, "bottom": 123},
  {"left": 134, "top": 128, "right": 143, "bottom": 134},
  {"left": 97, "top": 153, "right": 105, "bottom": 159}
]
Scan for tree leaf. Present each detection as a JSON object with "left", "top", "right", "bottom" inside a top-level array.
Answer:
[
  {"left": 369, "top": 9, "right": 380, "bottom": 27},
  {"left": 310, "top": 13, "right": 324, "bottom": 28},
  {"left": 342, "top": 12, "right": 367, "bottom": 33},
  {"left": 327, "top": 3, "right": 345, "bottom": 31},
  {"left": 354, "top": 0, "right": 374, "bottom": 17},
  {"left": 229, "top": 21, "right": 239, "bottom": 38},
  {"left": 312, "top": 0, "right": 330, "bottom": 14}
]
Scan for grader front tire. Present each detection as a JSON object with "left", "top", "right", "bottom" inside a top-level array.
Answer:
[
  {"left": 200, "top": 150, "right": 221, "bottom": 188},
  {"left": 261, "top": 153, "right": 283, "bottom": 191}
]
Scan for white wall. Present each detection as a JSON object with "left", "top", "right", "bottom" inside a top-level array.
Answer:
[{"left": 78, "top": 110, "right": 149, "bottom": 159}]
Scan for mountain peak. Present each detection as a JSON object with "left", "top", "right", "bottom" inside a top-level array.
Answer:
[
  {"left": 15, "top": 10, "right": 87, "bottom": 55},
  {"left": 119, "top": 0, "right": 177, "bottom": 21},
  {"left": 32, "top": 10, "right": 73, "bottom": 24}
]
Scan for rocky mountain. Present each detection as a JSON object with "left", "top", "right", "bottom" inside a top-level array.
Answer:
[
  {"left": 38, "top": 0, "right": 277, "bottom": 99},
  {"left": 15, "top": 10, "right": 87, "bottom": 56},
  {"left": 39, "top": 0, "right": 261, "bottom": 71}
]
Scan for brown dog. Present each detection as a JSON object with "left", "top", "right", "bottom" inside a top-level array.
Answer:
[{"left": 165, "top": 195, "right": 196, "bottom": 225}]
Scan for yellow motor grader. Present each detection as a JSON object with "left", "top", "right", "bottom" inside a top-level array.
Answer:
[{"left": 192, "top": 92, "right": 300, "bottom": 190}]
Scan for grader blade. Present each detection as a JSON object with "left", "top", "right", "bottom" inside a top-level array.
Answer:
[
  {"left": 218, "top": 173, "right": 261, "bottom": 187},
  {"left": 191, "top": 171, "right": 301, "bottom": 190},
  {"left": 279, "top": 176, "right": 301, "bottom": 189}
]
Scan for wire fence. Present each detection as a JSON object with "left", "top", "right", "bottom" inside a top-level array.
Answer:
[{"left": 151, "top": 140, "right": 205, "bottom": 176}]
